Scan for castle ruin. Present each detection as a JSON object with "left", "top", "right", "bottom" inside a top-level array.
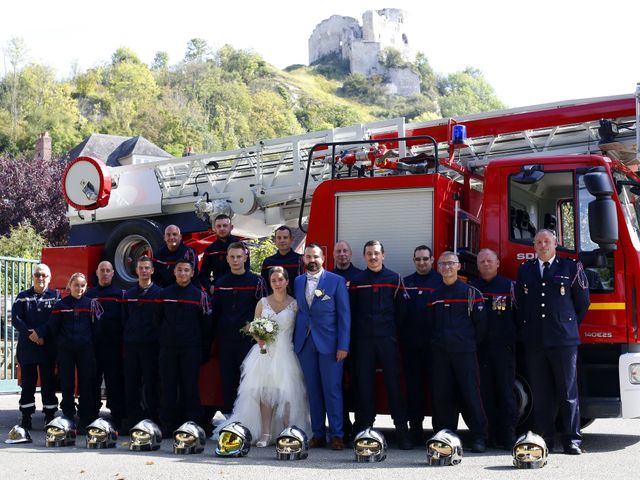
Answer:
[{"left": 308, "top": 8, "right": 420, "bottom": 96}]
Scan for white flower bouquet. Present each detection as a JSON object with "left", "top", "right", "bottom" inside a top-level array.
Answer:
[{"left": 243, "top": 315, "right": 279, "bottom": 354}]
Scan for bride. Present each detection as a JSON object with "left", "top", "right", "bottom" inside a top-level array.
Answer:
[{"left": 227, "top": 266, "right": 311, "bottom": 447}]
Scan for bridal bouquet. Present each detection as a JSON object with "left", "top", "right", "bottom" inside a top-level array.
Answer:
[{"left": 243, "top": 315, "right": 278, "bottom": 354}]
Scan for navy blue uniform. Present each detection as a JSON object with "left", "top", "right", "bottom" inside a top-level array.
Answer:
[
  {"left": 12, "top": 287, "right": 60, "bottom": 418},
  {"left": 156, "top": 282, "right": 212, "bottom": 430},
  {"left": 333, "top": 263, "right": 362, "bottom": 438},
  {"left": 199, "top": 235, "right": 250, "bottom": 292},
  {"left": 123, "top": 283, "right": 163, "bottom": 424},
  {"left": 350, "top": 266, "right": 409, "bottom": 429},
  {"left": 428, "top": 279, "right": 488, "bottom": 443},
  {"left": 48, "top": 295, "right": 99, "bottom": 424},
  {"left": 213, "top": 271, "right": 266, "bottom": 414},
  {"left": 85, "top": 284, "right": 126, "bottom": 425},
  {"left": 516, "top": 257, "right": 590, "bottom": 450},
  {"left": 152, "top": 242, "right": 200, "bottom": 288},
  {"left": 261, "top": 249, "right": 302, "bottom": 294},
  {"left": 402, "top": 269, "right": 442, "bottom": 433},
  {"left": 471, "top": 274, "right": 518, "bottom": 446}
]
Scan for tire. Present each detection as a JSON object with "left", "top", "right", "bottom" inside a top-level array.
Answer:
[
  {"left": 103, "top": 219, "right": 164, "bottom": 289},
  {"left": 514, "top": 374, "right": 534, "bottom": 433}
]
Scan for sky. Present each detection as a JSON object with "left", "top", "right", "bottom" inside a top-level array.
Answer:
[{"left": 2, "top": 0, "right": 639, "bottom": 108}]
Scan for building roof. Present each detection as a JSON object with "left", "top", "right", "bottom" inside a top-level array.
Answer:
[{"left": 67, "top": 134, "right": 173, "bottom": 166}]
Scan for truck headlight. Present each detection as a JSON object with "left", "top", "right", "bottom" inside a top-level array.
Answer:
[{"left": 630, "top": 363, "right": 640, "bottom": 384}]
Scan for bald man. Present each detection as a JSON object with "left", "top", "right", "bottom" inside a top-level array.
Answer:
[
  {"left": 152, "top": 225, "right": 200, "bottom": 287},
  {"left": 86, "top": 261, "right": 126, "bottom": 429}
]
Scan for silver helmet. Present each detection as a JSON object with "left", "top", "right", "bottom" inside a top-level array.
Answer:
[
  {"left": 45, "top": 416, "right": 77, "bottom": 447},
  {"left": 513, "top": 431, "right": 548, "bottom": 469},
  {"left": 86, "top": 418, "right": 118, "bottom": 449},
  {"left": 5, "top": 425, "right": 32, "bottom": 444},
  {"left": 215, "top": 421, "right": 252, "bottom": 457},
  {"left": 275, "top": 426, "right": 308, "bottom": 460},
  {"left": 426, "top": 429, "right": 463, "bottom": 466},
  {"left": 129, "top": 419, "right": 162, "bottom": 451},
  {"left": 173, "top": 421, "right": 206, "bottom": 454},
  {"left": 353, "top": 428, "right": 387, "bottom": 463}
]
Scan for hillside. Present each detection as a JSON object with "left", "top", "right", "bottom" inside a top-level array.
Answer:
[{"left": 0, "top": 39, "right": 504, "bottom": 159}]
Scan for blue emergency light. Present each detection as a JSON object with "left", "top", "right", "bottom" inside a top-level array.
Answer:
[{"left": 451, "top": 124, "right": 467, "bottom": 145}]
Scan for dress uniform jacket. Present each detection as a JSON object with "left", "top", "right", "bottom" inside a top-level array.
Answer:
[
  {"left": 199, "top": 235, "right": 250, "bottom": 291},
  {"left": 470, "top": 275, "right": 517, "bottom": 347},
  {"left": 152, "top": 242, "right": 200, "bottom": 287},
  {"left": 13, "top": 287, "right": 59, "bottom": 364},
  {"left": 516, "top": 257, "right": 590, "bottom": 347}
]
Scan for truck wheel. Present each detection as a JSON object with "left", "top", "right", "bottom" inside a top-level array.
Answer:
[
  {"left": 103, "top": 219, "right": 164, "bottom": 288},
  {"left": 514, "top": 374, "right": 534, "bottom": 433}
]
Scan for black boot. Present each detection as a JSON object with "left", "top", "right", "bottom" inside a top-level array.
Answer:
[
  {"left": 395, "top": 423, "right": 413, "bottom": 450},
  {"left": 20, "top": 415, "right": 32, "bottom": 430},
  {"left": 44, "top": 412, "right": 55, "bottom": 425},
  {"left": 410, "top": 421, "right": 424, "bottom": 446}
]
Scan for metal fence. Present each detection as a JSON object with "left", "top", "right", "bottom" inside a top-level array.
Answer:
[{"left": 0, "top": 256, "right": 38, "bottom": 393}]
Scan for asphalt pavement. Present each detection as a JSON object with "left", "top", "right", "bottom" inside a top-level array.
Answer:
[{"left": 0, "top": 392, "right": 638, "bottom": 480}]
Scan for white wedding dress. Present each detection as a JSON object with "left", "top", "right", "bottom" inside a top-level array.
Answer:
[{"left": 227, "top": 297, "right": 311, "bottom": 443}]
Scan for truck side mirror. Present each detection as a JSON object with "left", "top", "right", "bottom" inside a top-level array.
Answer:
[{"left": 584, "top": 171, "right": 618, "bottom": 250}]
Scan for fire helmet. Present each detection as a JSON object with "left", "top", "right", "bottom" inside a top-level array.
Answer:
[
  {"left": 353, "top": 428, "right": 387, "bottom": 463},
  {"left": 173, "top": 421, "right": 206, "bottom": 454},
  {"left": 275, "top": 426, "right": 308, "bottom": 460},
  {"left": 86, "top": 418, "right": 118, "bottom": 449},
  {"left": 5, "top": 425, "right": 32, "bottom": 444},
  {"left": 215, "top": 421, "right": 252, "bottom": 457},
  {"left": 426, "top": 429, "right": 463, "bottom": 466},
  {"left": 513, "top": 431, "right": 548, "bottom": 469},
  {"left": 129, "top": 419, "right": 162, "bottom": 451},
  {"left": 45, "top": 416, "right": 77, "bottom": 447}
]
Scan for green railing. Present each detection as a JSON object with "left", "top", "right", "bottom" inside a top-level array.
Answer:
[{"left": 0, "top": 256, "right": 39, "bottom": 393}]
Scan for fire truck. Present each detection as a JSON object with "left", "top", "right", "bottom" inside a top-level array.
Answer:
[{"left": 44, "top": 85, "right": 640, "bottom": 425}]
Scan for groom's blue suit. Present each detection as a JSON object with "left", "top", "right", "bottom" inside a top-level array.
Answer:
[{"left": 294, "top": 269, "right": 351, "bottom": 440}]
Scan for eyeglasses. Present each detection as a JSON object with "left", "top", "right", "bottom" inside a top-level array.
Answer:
[
  {"left": 437, "top": 261, "right": 459, "bottom": 268},
  {"left": 33, "top": 273, "right": 49, "bottom": 278}
]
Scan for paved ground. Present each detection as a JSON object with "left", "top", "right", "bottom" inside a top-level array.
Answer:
[{"left": 0, "top": 392, "right": 638, "bottom": 480}]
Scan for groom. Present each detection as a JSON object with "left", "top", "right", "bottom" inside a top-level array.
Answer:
[{"left": 294, "top": 243, "right": 351, "bottom": 450}]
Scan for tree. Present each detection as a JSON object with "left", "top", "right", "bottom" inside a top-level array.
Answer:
[
  {"left": 378, "top": 47, "right": 406, "bottom": 69},
  {"left": 111, "top": 47, "right": 142, "bottom": 65},
  {"left": 247, "top": 90, "right": 303, "bottom": 141},
  {"left": 0, "top": 221, "right": 46, "bottom": 259},
  {"left": 245, "top": 237, "right": 277, "bottom": 274},
  {"left": 151, "top": 51, "right": 169, "bottom": 71},
  {"left": 414, "top": 52, "right": 438, "bottom": 100},
  {"left": 216, "top": 45, "right": 269, "bottom": 83},
  {"left": 0, "top": 156, "right": 69, "bottom": 245},
  {"left": 3, "top": 37, "right": 28, "bottom": 148},
  {"left": 438, "top": 68, "right": 505, "bottom": 117},
  {"left": 184, "top": 38, "right": 211, "bottom": 64}
]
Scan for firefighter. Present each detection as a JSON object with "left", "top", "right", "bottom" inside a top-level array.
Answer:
[
  {"left": 213, "top": 242, "right": 265, "bottom": 417},
  {"left": 332, "top": 240, "right": 362, "bottom": 440},
  {"left": 350, "top": 240, "right": 412, "bottom": 450},
  {"left": 428, "top": 251, "right": 488, "bottom": 453},
  {"left": 152, "top": 224, "right": 200, "bottom": 287},
  {"left": 199, "top": 214, "right": 251, "bottom": 294},
  {"left": 516, "top": 229, "right": 590, "bottom": 455},
  {"left": 156, "top": 259, "right": 212, "bottom": 433},
  {"left": 401, "top": 245, "right": 442, "bottom": 445},
  {"left": 261, "top": 225, "right": 302, "bottom": 294},
  {"left": 333, "top": 240, "right": 362, "bottom": 285},
  {"left": 11, "top": 263, "right": 59, "bottom": 430},
  {"left": 85, "top": 261, "right": 126, "bottom": 430},
  {"left": 48, "top": 272, "right": 100, "bottom": 430},
  {"left": 470, "top": 248, "right": 518, "bottom": 449},
  {"left": 123, "top": 255, "right": 163, "bottom": 426}
]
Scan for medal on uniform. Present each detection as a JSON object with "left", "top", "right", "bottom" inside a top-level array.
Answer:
[
  {"left": 524, "top": 285, "right": 528, "bottom": 295},
  {"left": 560, "top": 285, "right": 566, "bottom": 296},
  {"left": 492, "top": 297, "right": 497, "bottom": 311}
]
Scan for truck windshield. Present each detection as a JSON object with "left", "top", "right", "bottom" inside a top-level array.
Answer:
[{"left": 612, "top": 169, "right": 640, "bottom": 251}]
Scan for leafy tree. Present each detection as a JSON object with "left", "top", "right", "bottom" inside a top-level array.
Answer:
[
  {"left": 111, "top": 47, "right": 142, "bottom": 65},
  {"left": 438, "top": 68, "right": 504, "bottom": 117},
  {"left": 151, "top": 51, "right": 169, "bottom": 71},
  {"left": 0, "top": 156, "right": 68, "bottom": 245},
  {"left": 0, "top": 221, "right": 46, "bottom": 259},
  {"left": 216, "top": 45, "right": 269, "bottom": 84},
  {"left": 3, "top": 37, "right": 28, "bottom": 150},
  {"left": 246, "top": 237, "right": 277, "bottom": 274},
  {"left": 414, "top": 52, "right": 438, "bottom": 100},
  {"left": 185, "top": 38, "right": 211, "bottom": 64},
  {"left": 248, "top": 89, "right": 303, "bottom": 141},
  {"left": 379, "top": 47, "right": 406, "bottom": 69}
]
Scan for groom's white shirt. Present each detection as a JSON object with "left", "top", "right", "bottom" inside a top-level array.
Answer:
[{"left": 305, "top": 268, "right": 323, "bottom": 307}]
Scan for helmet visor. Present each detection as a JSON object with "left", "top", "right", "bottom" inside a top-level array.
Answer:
[
  {"left": 514, "top": 443, "right": 545, "bottom": 463},
  {"left": 355, "top": 438, "right": 382, "bottom": 457},
  {"left": 276, "top": 436, "right": 302, "bottom": 454},
  {"left": 131, "top": 429, "right": 153, "bottom": 447},
  {"left": 428, "top": 440, "right": 453, "bottom": 459},
  {"left": 218, "top": 431, "right": 243, "bottom": 455}
]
